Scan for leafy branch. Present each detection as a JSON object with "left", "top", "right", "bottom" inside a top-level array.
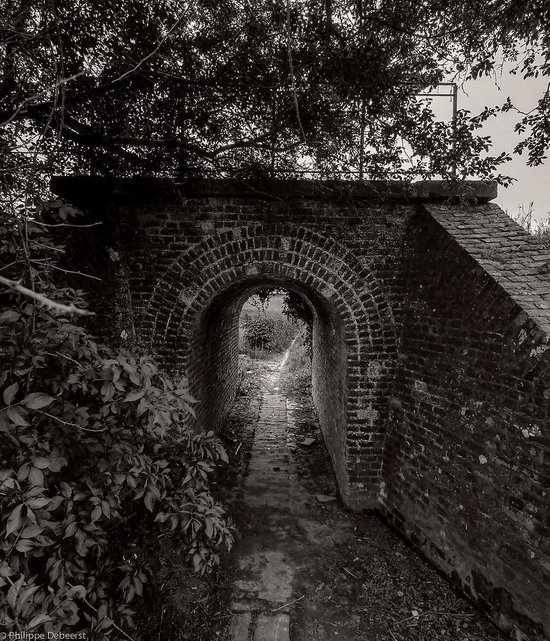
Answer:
[{"left": 0, "top": 275, "right": 93, "bottom": 316}]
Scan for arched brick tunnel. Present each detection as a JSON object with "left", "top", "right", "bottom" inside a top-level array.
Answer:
[
  {"left": 53, "top": 177, "right": 550, "bottom": 641},
  {"left": 144, "top": 227, "right": 397, "bottom": 508}
]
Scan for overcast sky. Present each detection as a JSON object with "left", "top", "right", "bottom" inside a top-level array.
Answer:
[{"left": 431, "top": 67, "right": 549, "bottom": 222}]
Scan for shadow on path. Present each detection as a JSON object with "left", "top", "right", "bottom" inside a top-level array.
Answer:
[{"left": 224, "top": 342, "right": 506, "bottom": 641}]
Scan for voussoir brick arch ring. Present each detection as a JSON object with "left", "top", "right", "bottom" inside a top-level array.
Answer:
[
  {"left": 144, "top": 226, "right": 397, "bottom": 355},
  {"left": 144, "top": 226, "right": 396, "bottom": 355},
  {"left": 144, "top": 226, "right": 397, "bottom": 361}
]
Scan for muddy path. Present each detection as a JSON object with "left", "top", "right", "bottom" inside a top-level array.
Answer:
[{"left": 221, "top": 342, "right": 506, "bottom": 641}]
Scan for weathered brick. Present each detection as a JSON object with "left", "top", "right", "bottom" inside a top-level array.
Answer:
[
  {"left": 383, "top": 205, "right": 550, "bottom": 641},
  {"left": 53, "top": 178, "right": 550, "bottom": 641}
]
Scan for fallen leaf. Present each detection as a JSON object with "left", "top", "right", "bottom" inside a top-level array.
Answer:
[{"left": 316, "top": 494, "right": 336, "bottom": 503}]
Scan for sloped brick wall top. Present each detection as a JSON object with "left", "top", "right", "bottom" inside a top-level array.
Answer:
[{"left": 426, "top": 203, "right": 550, "bottom": 338}]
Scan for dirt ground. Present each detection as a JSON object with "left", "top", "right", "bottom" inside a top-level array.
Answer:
[{"left": 142, "top": 339, "right": 507, "bottom": 641}]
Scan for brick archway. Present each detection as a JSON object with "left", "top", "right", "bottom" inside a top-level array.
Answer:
[
  {"left": 144, "top": 224, "right": 397, "bottom": 507},
  {"left": 53, "top": 177, "right": 550, "bottom": 638}
]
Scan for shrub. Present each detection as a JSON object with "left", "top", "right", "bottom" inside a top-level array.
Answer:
[
  {"left": 0, "top": 207, "right": 233, "bottom": 635},
  {"left": 279, "top": 335, "right": 312, "bottom": 395},
  {"left": 240, "top": 314, "right": 296, "bottom": 354},
  {"left": 242, "top": 289, "right": 312, "bottom": 354}
]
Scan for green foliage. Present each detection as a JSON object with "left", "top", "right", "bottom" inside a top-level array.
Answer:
[
  {"left": 281, "top": 290, "right": 313, "bottom": 333},
  {"left": 279, "top": 335, "right": 312, "bottom": 396},
  {"left": 247, "top": 288, "right": 313, "bottom": 329},
  {"left": 0, "top": 211, "right": 233, "bottom": 635},
  {"left": 240, "top": 313, "right": 296, "bottom": 355},
  {"left": 1, "top": 0, "right": 549, "bottom": 187},
  {"left": 244, "top": 289, "right": 312, "bottom": 354}
]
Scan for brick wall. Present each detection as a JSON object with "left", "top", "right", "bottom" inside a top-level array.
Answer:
[
  {"left": 55, "top": 178, "right": 409, "bottom": 508},
  {"left": 187, "top": 292, "right": 242, "bottom": 432},
  {"left": 54, "top": 178, "right": 550, "bottom": 639},
  {"left": 384, "top": 204, "right": 550, "bottom": 641},
  {"left": 140, "top": 222, "right": 400, "bottom": 507},
  {"left": 311, "top": 294, "right": 348, "bottom": 488}
]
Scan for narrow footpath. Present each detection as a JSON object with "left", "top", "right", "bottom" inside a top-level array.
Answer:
[
  {"left": 224, "top": 343, "right": 506, "bottom": 641},
  {"left": 228, "top": 346, "right": 305, "bottom": 641}
]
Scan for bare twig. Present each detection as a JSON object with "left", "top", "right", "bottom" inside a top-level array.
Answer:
[
  {"left": 213, "top": 133, "right": 271, "bottom": 156},
  {"left": 34, "top": 220, "right": 103, "bottom": 228},
  {"left": 19, "top": 216, "right": 35, "bottom": 333},
  {"left": 31, "top": 259, "right": 102, "bottom": 281},
  {"left": 67, "top": 583, "right": 136, "bottom": 641},
  {"left": 393, "top": 610, "right": 476, "bottom": 625},
  {"left": 157, "top": 608, "right": 165, "bottom": 641},
  {"left": 342, "top": 566, "right": 360, "bottom": 579},
  {"left": 111, "top": 12, "right": 187, "bottom": 86},
  {"left": 51, "top": 0, "right": 67, "bottom": 139},
  {"left": 36, "top": 409, "right": 107, "bottom": 432},
  {"left": 43, "top": 351, "right": 84, "bottom": 369},
  {"left": 285, "top": 1, "right": 307, "bottom": 144},
  {"left": 0, "top": 163, "right": 36, "bottom": 173},
  {"left": 0, "top": 260, "right": 18, "bottom": 272},
  {"left": 32, "top": 241, "right": 64, "bottom": 252},
  {"left": 0, "top": 72, "right": 85, "bottom": 128},
  {"left": 270, "top": 594, "right": 305, "bottom": 612},
  {"left": 0, "top": 274, "right": 94, "bottom": 316}
]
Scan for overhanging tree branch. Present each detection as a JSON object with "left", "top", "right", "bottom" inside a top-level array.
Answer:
[{"left": 0, "top": 274, "right": 94, "bottom": 316}]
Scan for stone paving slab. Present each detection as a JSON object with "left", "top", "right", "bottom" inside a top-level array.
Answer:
[
  {"left": 253, "top": 614, "right": 290, "bottom": 641},
  {"left": 230, "top": 600, "right": 257, "bottom": 612},
  {"left": 229, "top": 612, "right": 252, "bottom": 641},
  {"left": 224, "top": 351, "right": 508, "bottom": 641},
  {"left": 228, "top": 356, "right": 298, "bottom": 640}
]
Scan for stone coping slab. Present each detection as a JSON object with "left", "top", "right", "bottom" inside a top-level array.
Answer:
[{"left": 50, "top": 175, "right": 497, "bottom": 205}]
